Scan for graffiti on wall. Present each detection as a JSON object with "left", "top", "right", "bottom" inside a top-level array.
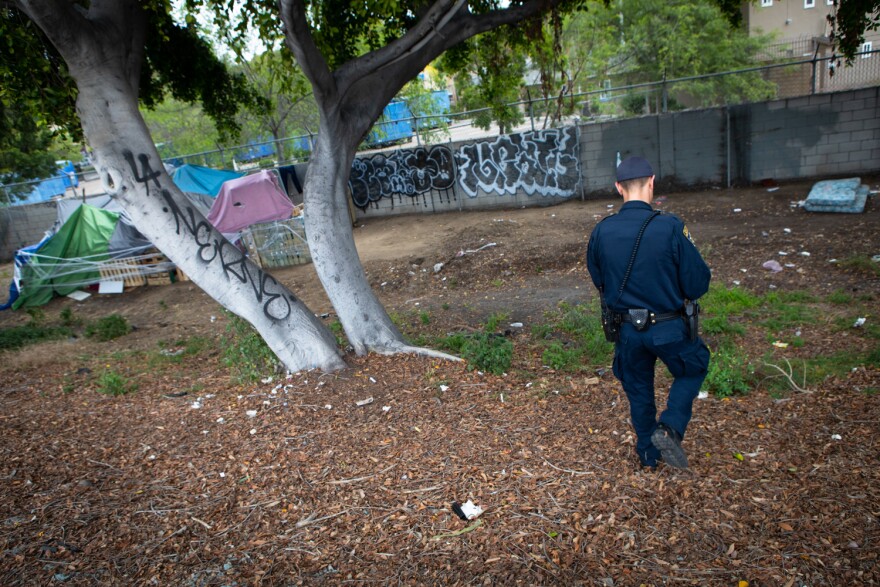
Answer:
[
  {"left": 349, "top": 145, "right": 456, "bottom": 210},
  {"left": 456, "top": 127, "right": 580, "bottom": 198},
  {"left": 124, "top": 150, "right": 297, "bottom": 321},
  {"left": 348, "top": 127, "right": 581, "bottom": 210}
]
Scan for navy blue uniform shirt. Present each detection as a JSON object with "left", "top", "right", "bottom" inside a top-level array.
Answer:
[{"left": 587, "top": 201, "right": 711, "bottom": 313}]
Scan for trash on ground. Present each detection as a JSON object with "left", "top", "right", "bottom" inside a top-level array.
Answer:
[
  {"left": 246, "top": 410, "right": 258, "bottom": 418},
  {"left": 455, "top": 242, "right": 497, "bottom": 257},
  {"left": 698, "top": 390, "right": 709, "bottom": 400},
  {"left": 831, "top": 434, "right": 842, "bottom": 440},
  {"left": 509, "top": 322, "right": 524, "bottom": 328},
  {"left": 382, "top": 406, "right": 391, "bottom": 412},
  {"left": 433, "top": 262, "right": 443, "bottom": 273},
  {"left": 783, "top": 228, "right": 791, "bottom": 233},
  {"left": 451, "top": 499, "right": 484, "bottom": 520},
  {"left": 66, "top": 290, "right": 91, "bottom": 301},
  {"left": 733, "top": 208, "right": 742, "bottom": 213},
  {"left": 772, "top": 341, "right": 789, "bottom": 348},
  {"left": 762, "top": 260, "right": 783, "bottom": 273},
  {"left": 431, "top": 519, "right": 483, "bottom": 540},
  {"left": 356, "top": 397, "right": 374, "bottom": 407},
  {"left": 802, "top": 177, "right": 869, "bottom": 214},
  {"left": 853, "top": 317, "right": 866, "bottom": 328},
  {"left": 767, "top": 187, "right": 780, "bottom": 192}
]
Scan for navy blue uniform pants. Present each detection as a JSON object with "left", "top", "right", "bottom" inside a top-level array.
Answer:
[{"left": 612, "top": 319, "right": 710, "bottom": 467}]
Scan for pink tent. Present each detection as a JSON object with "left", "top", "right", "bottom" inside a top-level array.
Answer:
[{"left": 206, "top": 170, "right": 293, "bottom": 233}]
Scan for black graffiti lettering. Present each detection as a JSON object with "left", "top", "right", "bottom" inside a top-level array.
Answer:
[
  {"left": 123, "top": 150, "right": 162, "bottom": 191},
  {"left": 215, "top": 240, "right": 291, "bottom": 321},
  {"left": 159, "top": 190, "right": 216, "bottom": 263},
  {"left": 349, "top": 145, "right": 455, "bottom": 210}
]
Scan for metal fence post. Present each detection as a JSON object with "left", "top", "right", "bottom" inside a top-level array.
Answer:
[{"left": 662, "top": 71, "right": 668, "bottom": 113}]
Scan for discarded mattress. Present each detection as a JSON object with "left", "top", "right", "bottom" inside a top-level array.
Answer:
[{"left": 803, "top": 178, "right": 869, "bottom": 213}]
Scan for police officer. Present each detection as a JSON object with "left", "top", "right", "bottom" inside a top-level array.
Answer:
[{"left": 587, "top": 156, "right": 711, "bottom": 470}]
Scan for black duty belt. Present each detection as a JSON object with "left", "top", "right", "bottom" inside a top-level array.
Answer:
[{"left": 617, "top": 309, "right": 682, "bottom": 330}]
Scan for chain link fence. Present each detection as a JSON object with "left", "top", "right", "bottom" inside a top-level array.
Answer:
[{"left": 3, "top": 48, "right": 878, "bottom": 205}]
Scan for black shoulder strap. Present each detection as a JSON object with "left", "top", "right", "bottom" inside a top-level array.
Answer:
[{"left": 612, "top": 210, "right": 661, "bottom": 307}]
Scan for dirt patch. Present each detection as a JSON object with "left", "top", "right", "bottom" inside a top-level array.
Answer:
[{"left": 1, "top": 177, "right": 879, "bottom": 585}]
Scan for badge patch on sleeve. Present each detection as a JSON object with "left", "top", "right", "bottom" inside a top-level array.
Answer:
[{"left": 683, "top": 225, "right": 696, "bottom": 244}]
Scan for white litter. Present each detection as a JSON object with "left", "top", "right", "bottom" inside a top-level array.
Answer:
[
  {"left": 382, "top": 406, "right": 391, "bottom": 412},
  {"left": 369, "top": 376, "right": 377, "bottom": 383},
  {"left": 324, "top": 404, "right": 332, "bottom": 410},
  {"left": 191, "top": 401, "right": 202, "bottom": 409},
  {"left": 455, "top": 500, "right": 484, "bottom": 520},
  {"left": 246, "top": 410, "right": 258, "bottom": 418},
  {"left": 853, "top": 317, "right": 867, "bottom": 328},
  {"left": 439, "top": 384, "right": 449, "bottom": 392},
  {"left": 356, "top": 397, "right": 374, "bottom": 407},
  {"left": 509, "top": 322, "right": 524, "bottom": 328},
  {"left": 433, "top": 263, "right": 444, "bottom": 273},
  {"left": 783, "top": 228, "right": 792, "bottom": 233},
  {"left": 249, "top": 428, "right": 257, "bottom": 435},
  {"left": 831, "top": 434, "right": 842, "bottom": 440},
  {"left": 733, "top": 208, "right": 742, "bottom": 213},
  {"left": 261, "top": 377, "right": 273, "bottom": 384},
  {"left": 697, "top": 391, "right": 709, "bottom": 400}
]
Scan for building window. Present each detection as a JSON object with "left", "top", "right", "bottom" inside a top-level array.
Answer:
[
  {"left": 861, "top": 41, "right": 873, "bottom": 58},
  {"left": 826, "top": 0, "right": 833, "bottom": 4},
  {"left": 761, "top": 0, "right": 772, "bottom": 6},
  {"left": 804, "top": 0, "right": 815, "bottom": 8}
]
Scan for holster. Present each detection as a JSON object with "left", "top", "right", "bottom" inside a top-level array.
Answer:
[
  {"left": 600, "top": 296, "right": 620, "bottom": 343},
  {"left": 684, "top": 300, "right": 700, "bottom": 342}
]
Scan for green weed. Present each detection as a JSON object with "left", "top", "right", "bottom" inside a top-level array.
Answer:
[
  {"left": 96, "top": 369, "right": 137, "bottom": 396},
  {"left": 419, "top": 311, "right": 431, "bottom": 325},
  {"left": 826, "top": 290, "right": 852, "bottom": 305},
  {"left": 704, "top": 345, "right": 752, "bottom": 398},
  {"left": 0, "top": 323, "right": 71, "bottom": 351},
  {"left": 59, "top": 307, "right": 83, "bottom": 327},
  {"left": 701, "top": 285, "right": 760, "bottom": 318},
  {"left": 485, "top": 312, "right": 510, "bottom": 333},
  {"left": 220, "top": 313, "right": 279, "bottom": 382},
  {"left": 542, "top": 342, "right": 582, "bottom": 371},
  {"left": 85, "top": 314, "right": 131, "bottom": 341},
  {"left": 837, "top": 255, "right": 880, "bottom": 278},
  {"left": 460, "top": 332, "right": 512, "bottom": 374}
]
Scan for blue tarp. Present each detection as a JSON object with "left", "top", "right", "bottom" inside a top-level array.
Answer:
[
  {"left": 171, "top": 164, "right": 245, "bottom": 197},
  {"left": 6, "top": 161, "right": 79, "bottom": 206}
]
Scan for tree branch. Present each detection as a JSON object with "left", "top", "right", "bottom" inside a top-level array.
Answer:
[
  {"left": 336, "top": 0, "right": 561, "bottom": 102},
  {"left": 278, "top": 0, "right": 336, "bottom": 103}
]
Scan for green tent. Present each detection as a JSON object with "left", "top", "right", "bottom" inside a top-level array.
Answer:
[{"left": 12, "top": 205, "right": 119, "bottom": 309}]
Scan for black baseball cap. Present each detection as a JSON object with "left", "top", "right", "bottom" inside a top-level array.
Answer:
[{"left": 616, "top": 157, "right": 654, "bottom": 182}]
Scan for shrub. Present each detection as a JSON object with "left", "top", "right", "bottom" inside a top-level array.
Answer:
[
  {"left": 86, "top": 314, "right": 131, "bottom": 341},
  {"left": 460, "top": 332, "right": 512, "bottom": 375},
  {"left": 96, "top": 369, "right": 137, "bottom": 396}
]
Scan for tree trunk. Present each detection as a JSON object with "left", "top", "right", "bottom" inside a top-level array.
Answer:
[
  {"left": 81, "top": 80, "right": 343, "bottom": 371},
  {"left": 303, "top": 126, "right": 405, "bottom": 355},
  {"left": 17, "top": 0, "right": 348, "bottom": 373}
]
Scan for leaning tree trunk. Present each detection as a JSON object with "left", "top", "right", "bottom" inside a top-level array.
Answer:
[
  {"left": 75, "top": 75, "right": 344, "bottom": 373},
  {"left": 15, "top": 0, "right": 349, "bottom": 374}
]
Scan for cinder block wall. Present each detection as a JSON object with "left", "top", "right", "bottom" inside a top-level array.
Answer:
[{"left": 581, "top": 86, "right": 880, "bottom": 195}]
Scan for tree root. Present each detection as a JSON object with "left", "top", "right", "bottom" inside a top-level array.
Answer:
[
  {"left": 762, "top": 358, "right": 814, "bottom": 394},
  {"left": 373, "top": 343, "right": 462, "bottom": 362}
]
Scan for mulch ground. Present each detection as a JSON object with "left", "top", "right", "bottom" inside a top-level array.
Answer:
[
  {"left": 1, "top": 179, "right": 879, "bottom": 585},
  {"left": 1, "top": 350, "right": 877, "bottom": 585}
]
